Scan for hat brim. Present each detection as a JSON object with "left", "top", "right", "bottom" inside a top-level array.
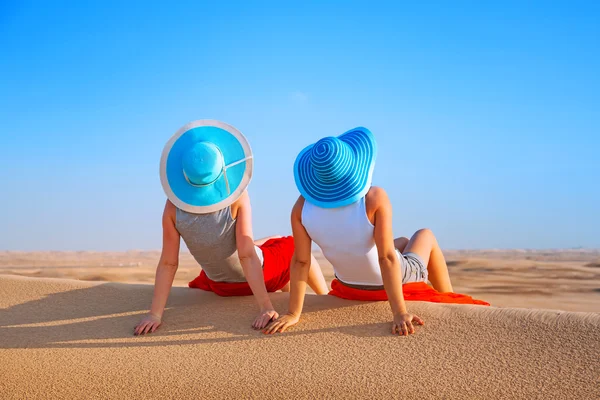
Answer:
[
  {"left": 294, "top": 127, "right": 377, "bottom": 209},
  {"left": 160, "top": 120, "right": 253, "bottom": 214}
]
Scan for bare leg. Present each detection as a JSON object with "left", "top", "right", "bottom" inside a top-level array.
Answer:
[
  {"left": 306, "top": 254, "right": 328, "bottom": 294},
  {"left": 394, "top": 236, "right": 410, "bottom": 253},
  {"left": 280, "top": 282, "right": 291, "bottom": 292},
  {"left": 403, "top": 229, "right": 453, "bottom": 292}
]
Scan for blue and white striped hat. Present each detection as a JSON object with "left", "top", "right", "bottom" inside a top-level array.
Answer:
[{"left": 294, "top": 127, "right": 377, "bottom": 208}]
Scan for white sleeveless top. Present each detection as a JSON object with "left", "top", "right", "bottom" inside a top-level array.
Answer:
[{"left": 302, "top": 197, "right": 384, "bottom": 286}]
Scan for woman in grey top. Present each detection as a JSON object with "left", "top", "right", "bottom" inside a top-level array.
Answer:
[{"left": 134, "top": 120, "right": 328, "bottom": 335}]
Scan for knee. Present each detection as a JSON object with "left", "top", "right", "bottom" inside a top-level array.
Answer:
[
  {"left": 415, "top": 228, "right": 435, "bottom": 240},
  {"left": 395, "top": 236, "right": 409, "bottom": 244},
  {"left": 394, "top": 237, "right": 409, "bottom": 250}
]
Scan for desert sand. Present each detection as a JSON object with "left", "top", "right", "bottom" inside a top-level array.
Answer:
[
  {"left": 1, "top": 275, "right": 599, "bottom": 399},
  {"left": 1, "top": 251, "right": 599, "bottom": 399}
]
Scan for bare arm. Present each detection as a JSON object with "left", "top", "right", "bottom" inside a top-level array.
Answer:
[
  {"left": 285, "top": 197, "right": 312, "bottom": 317},
  {"left": 264, "top": 196, "right": 311, "bottom": 334},
  {"left": 370, "top": 187, "right": 424, "bottom": 335},
  {"left": 134, "top": 200, "right": 180, "bottom": 335},
  {"left": 371, "top": 188, "right": 407, "bottom": 315},
  {"left": 235, "top": 191, "right": 277, "bottom": 329}
]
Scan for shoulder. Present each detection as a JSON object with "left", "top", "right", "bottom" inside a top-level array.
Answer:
[
  {"left": 291, "top": 196, "right": 306, "bottom": 223},
  {"left": 164, "top": 199, "right": 177, "bottom": 219},
  {"left": 365, "top": 186, "right": 390, "bottom": 210},
  {"left": 231, "top": 190, "right": 250, "bottom": 218},
  {"left": 233, "top": 190, "right": 250, "bottom": 206},
  {"left": 163, "top": 199, "right": 178, "bottom": 228}
]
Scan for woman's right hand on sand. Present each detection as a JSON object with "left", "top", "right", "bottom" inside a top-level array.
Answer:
[
  {"left": 392, "top": 312, "right": 424, "bottom": 336},
  {"left": 134, "top": 313, "right": 162, "bottom": 336},
  {"left": 262, "top": 313, "right": 300, "bottom": 334}
]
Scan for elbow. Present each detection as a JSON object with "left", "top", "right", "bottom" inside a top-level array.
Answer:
[
  {"left": 238, "top": 253, "right": 259, "bottom": 268},
  {"left": 159, "top": 261, "right": 178, "bottom": 270},
  {"left": 238, "top": 251, "right": 257, "bottom": 262},
  {"left": 293, "top": 259, "right": 311, "bottom": 270},
  {"left": 378, "top": 253, "right": 397, "bottom": 270}
]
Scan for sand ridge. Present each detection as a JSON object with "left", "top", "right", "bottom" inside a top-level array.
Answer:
[{"left": 1, "top": 275, "right": 599, "bottom": 399}]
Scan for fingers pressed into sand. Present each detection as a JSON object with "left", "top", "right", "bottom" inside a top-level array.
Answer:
[
  {"left": 279, "top": 322, "right": 291, "bottom": 333},
  {"left": 135, "top": 324, "right": 145, "bottom": 335},
  {"left": 259, "top": 316, "right": 269, "bottom": 329},
  {"left": 407, "top": 321, "right": 415, "bottom": 334},
  {"left": 401, "top": 322, "right": 409, "bottom": 336},
  {"left": 267, "top": 320, "right": 287, "bottom": 334},
  {"left": 134, "top": 322, "right": 147, "bottom": 336},
  {"left": 269, "top": 322, "right": 282, "bottom": 334},
  {"left": 263, "top": 321, "right": 279, "bottom": 334},
  {"left": 413, "top": 315, "right": 425, "bottom": 325},
  {"left": 142, "top": 323, "right": 154, "bottom": 335},
  {"left": 150, "top": 323, "right": 159, "bottom": 333},
  {"left": 262, "top": 321, "right": 274, "bottom": 334}
]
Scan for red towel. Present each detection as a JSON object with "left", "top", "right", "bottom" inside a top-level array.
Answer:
[
  {"left": 188, "top": 236, "right": 294, "bottom": 297},
  {"left": 329, "top": 279, "right": 489, "bottom": 305}
]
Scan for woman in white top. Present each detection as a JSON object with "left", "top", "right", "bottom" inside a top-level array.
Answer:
[{"left": 264, "top": 127, "right": 454, "bottom": 336}]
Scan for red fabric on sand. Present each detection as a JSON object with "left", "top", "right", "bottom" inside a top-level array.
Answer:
[
  {"left": 329, "top": 279, "right": 490, "bottom": 305},
  {"left": 188, "top": 236, "right": 294, "bottom": 297}
]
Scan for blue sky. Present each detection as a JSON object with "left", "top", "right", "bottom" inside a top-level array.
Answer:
[{"left": 1, "top": 1, "right": 599, "bottom": 250}]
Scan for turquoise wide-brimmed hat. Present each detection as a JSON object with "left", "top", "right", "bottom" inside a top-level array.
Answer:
[
  {"left": 160, "top": 120, "right": 253, "bottom": 214},
  {"left": 294, "top": 127, "right": 377, "bottom": 208}
]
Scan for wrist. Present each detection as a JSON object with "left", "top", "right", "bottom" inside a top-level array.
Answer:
[
  {"left": 259, "top": 301, "right": 274, "bottom": 312},
  {"left": 393, "top": 308, "right": 408, "bottom": 317},
  {"left": 148, "top": 310, "right": 163, "bottom": 320}
]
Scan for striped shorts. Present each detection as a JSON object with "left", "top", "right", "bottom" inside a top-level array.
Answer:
[
  {"left": 396, "top": 250, "right": 428, "bottom": 284},
  {"left": 336, "top": 251, "right": 429, "bottom": 291}
]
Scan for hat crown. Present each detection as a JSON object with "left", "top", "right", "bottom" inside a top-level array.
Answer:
[
  {"left": 310, "top": 136, "right": 352, "bottom": 183},
  {"left": 182, "top": 142, "right": 224, "bottom": 185}
]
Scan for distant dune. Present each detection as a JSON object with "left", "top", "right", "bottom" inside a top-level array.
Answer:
[{"left": 1, "top": 249, "right": 599, "bottom": 312}]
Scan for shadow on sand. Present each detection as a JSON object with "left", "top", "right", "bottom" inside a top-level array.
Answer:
[{"left": 0, "top": 279, "right": 390, "bottom": 349}]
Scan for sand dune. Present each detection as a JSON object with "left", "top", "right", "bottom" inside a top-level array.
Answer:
[
  {"left": 1, "top": 249, "right": 599, "bottom": 312},
  {"left": 1, "top": 275, "right": 599, "bottom": 399}
]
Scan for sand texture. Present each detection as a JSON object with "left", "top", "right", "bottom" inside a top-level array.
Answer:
[{"left": 1, "top": 275, "right": 599, "bottom": 400}]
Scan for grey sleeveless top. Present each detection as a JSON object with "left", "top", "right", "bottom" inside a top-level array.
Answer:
[{"left": 176, "top": 207, "right": 263, "bottom": 283}]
